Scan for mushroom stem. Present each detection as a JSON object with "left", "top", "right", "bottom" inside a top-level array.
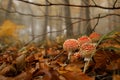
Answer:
[
  {"left": 65, "top": 51, "right": 72, "bottom": 64},
  {"left": 83, "top": 58, "right": 91, "bottom": 73},
  {"left": 68, "top": 51, "right": 72, "bottom": 61}
]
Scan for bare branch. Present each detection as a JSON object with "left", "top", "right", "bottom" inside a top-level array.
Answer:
[
  {"left": 113, "top": 0, "right": 118, "bottom": 8},
  {"left": 46, "top": 0, "right": 52, "bottom": 5},
  {"left": 25, "top": 12, "right": 120, "bottom": 44},
  {"left": 0, "top": 7, "right": 120, "bottom": 20},
  {"left": 82, "top": 0, "right": 89, "bottom": 5},
  {"left": 16, "top": 0, "right": 120, "bottom": 10},
  {"left": 91, "top": 0, "right": 97, "bottom": 5},
  {"left": 92, "top": 14, "right": 100, "bottom": 32},
  {"left": 16, "top": 0, "right": 50, "bottom": 6},
  {"left": 52, "top": 50, "right": 65, "bottom": 61}
]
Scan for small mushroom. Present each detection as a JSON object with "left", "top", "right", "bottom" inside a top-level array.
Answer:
[
  {"left": 78, "top": 36, "right": 92, "bottom": 46},
  {"left": 89, "top": 32, "right": 101, "bottom": 42},
  {"left": 63, "top": 39, "right": 79, "bottom": 64},
  {"left": 80, "top": 43, "right": 96, "bottom": 73}
]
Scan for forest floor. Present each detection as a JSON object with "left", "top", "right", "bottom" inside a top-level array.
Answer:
[{"left": 0, "top": 32, "right": 120, "bottom": 80}]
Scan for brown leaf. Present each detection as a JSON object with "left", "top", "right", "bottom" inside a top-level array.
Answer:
[
  {"left": 0, "top": 75, "right": 13, "bottom": 80},
  {"left": 65, "top": 63, "right": 82, "bottom": 72},
  {"left": 62, "top": 71, "right": 94, "bottom": 80},
  {"left": 0, "top": 65, "right": 16, "bottom": 77},
  {"left": 33, "top": 69, "right": 52, "bottom": 80},
  {"left": 113, "top": 75, "right": 120, "bottom": 80},
  {"left": 13, "top": 54, "right": 26, "bottom": 72},
  {"left": 14, "top": 71, "right": 32, "bottom": 80},
  {"left": 106, "top": 58, "right": 120, "bottom": 70},
  {"left": 50, "top": 70, "right": 60, "bottom": 80},
  {"left": 93, "top": 50, "right": 120, "bottom": 74},
  {"left": 14, "top": 67, "right": 36, "bottom": 80}
]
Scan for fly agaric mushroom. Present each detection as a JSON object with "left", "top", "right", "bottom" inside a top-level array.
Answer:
[
  {"left": 80, "top": 43, "right": 96, "bottom": 73},
  {"left": 78, "top": 36, "right": 92, "bottom": 46},
  {"left": 63, "top": 39, "right": 79, "bottom": 64},
  {"left": 89, "top": 32, "right": 101, "bottom": 42}
]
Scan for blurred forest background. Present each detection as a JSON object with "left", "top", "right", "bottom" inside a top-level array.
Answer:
[{"left": 0, "top": 0, "right": 120, "bottom": 44}]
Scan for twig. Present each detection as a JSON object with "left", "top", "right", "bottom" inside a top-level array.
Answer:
[
  {"left": 46, "top": 0, "right": 52, "bottom": 5},
  {"left": 0, "top": 7, "right": 120, "bottom": 20},
  {"left": 113, "top": 0, "right": 118, "bottom": 8},
  {"left": 24, "top": 13, "right": 120, "bottom": 45},
  {"left": 115, "top": 34, "right": 120, "bottom": 38},
  {"left": 16, "top": 0, "right": 120, "bottom": 10},
  {"left": 82, "top": 0, "right": 89, "bottom": 5},
  {"left": 91, "top": 0, "right": 97, "bottom": 5},
  {"left": 17, "top": 0, "right": 50, "bottom": 6},
  {"left": 52, "top": 50, "right": 65, "bottom": 61},
  {"left": 92, "top": 14, "right": 100, "bottom": 32}
]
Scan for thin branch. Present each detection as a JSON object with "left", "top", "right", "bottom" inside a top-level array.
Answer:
[
  {"left": 92, "top": 14, "right": 100, "bottom": 32},
  {"left": 16, "top": 0, "right": 120, "bottom": 10},
  {"left": 113, "top": 0, "right": 118, "bottom": 8},
  {"left": 17, "top": 0, "right": 50, "bottom": 6},
  {"left": 25, "top": 18, "right": 90, "bottom": 45},
  {"left": 52, "top": 50, "right": 65, "bottom": 61},
  {"left": 91, "top": 0, "right": 97, "bottom": 5},
  {"left": 82, "top": 0, "right": 89, "bottom": 5},
  {"left": 46, "top": 0, "right": 52, "bottom": 5},
  {"left": 0, "top": 7, "right": 120, "bottom": 20},
  {"left": 24, "top": 12, "right": 119, "bottom": 45}
]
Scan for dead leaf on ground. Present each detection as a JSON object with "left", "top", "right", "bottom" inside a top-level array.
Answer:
[{"left": 62, "top": 71, "right": 94, "bottom": 80}]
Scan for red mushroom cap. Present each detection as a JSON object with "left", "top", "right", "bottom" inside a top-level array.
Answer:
[
  {"left": 89, "top": 32, "right": 101, "bottom": 42},
  {"left": 63, "top": 39, "right": 79, "bottom": 51},
  {"left": 80, "top": 43, "right": 96, "bottom": 58},
  {"left": 78, "top": 36, "right": 92, "bottom": 46}
]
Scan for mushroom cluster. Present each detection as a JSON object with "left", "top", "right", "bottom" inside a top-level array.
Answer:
[
  {"left": 63, "top": 32, "right": 101, "bottom": 72},
  {"left": 77, "top": 33, "right": 98, "bottom": 73}
]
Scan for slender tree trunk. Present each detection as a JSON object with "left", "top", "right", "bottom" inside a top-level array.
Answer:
[
  {"left": 57, "top": 7, "right": 63, "bottom": 36},
  {"left": 108, "top": 0, "right": 112, "bottom": 31},
  {"left": 64, "top": 0, "right": 73, "bottom": 38},
  {"left": 31, "top": 17, "right": 35, "bottom": 40},
  {"left": 28, "top": 4, "right": 35, "bottom": 41},
  {"left": 48, "top": 6, "right": 52, "bottom": 40},
  {"left": 43, "top": 0, "right": 49, "bottom": 40},
  {"left": 83, "top": 0, "right": 92, "bottom": 35},
  {"left": 5, "top": 0, "right": 13, "bottom": 19},
  {"left": 80, "top": 1, "right": 86, "bottom": 34},
  {"left": 112, "top": 0, "right": 118, "bottom": 31},
  {"left": 42, "top": 0, "right": 49, "bottom": 58},
  {"left": 77, "top": 0, "right": 82, "bottom": 35}
]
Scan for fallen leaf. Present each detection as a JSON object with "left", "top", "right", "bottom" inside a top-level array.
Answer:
[
  {"left": 113, "top": 75, "right": 120, "bottom": 80},
  {"left": 62, "top": 71, "right": 94, "bottom": 80}
]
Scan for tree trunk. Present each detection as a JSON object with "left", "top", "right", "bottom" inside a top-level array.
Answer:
[
  {"left": 28, "top": 4, "right": 35, "bottom": 41},
  {"left": 57, "top": 7, "right": 63, "bottom": 36},
  {"left": 64, "top": 0, "right": 73, "bottom": 38},
  {"left": 108, "top": 0, "right": 113, "bottom": 31},
  {"left": 77, "top": 0, "right": 82, "bottom": 35},
  {"left": 48, "top": 6, "right": 52, "bottom": 40},
  {"left": 43, "top": 0, "right": 49, "bottom": 40},
  {"left": 112, "top": 0, "right": 119, "bottom": 31},
  {"left": 83, "top": 0, "right": 92, "bottom": 35},
  {"left": 5, "top": 0, "right": 13, "bottom": 19}
]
